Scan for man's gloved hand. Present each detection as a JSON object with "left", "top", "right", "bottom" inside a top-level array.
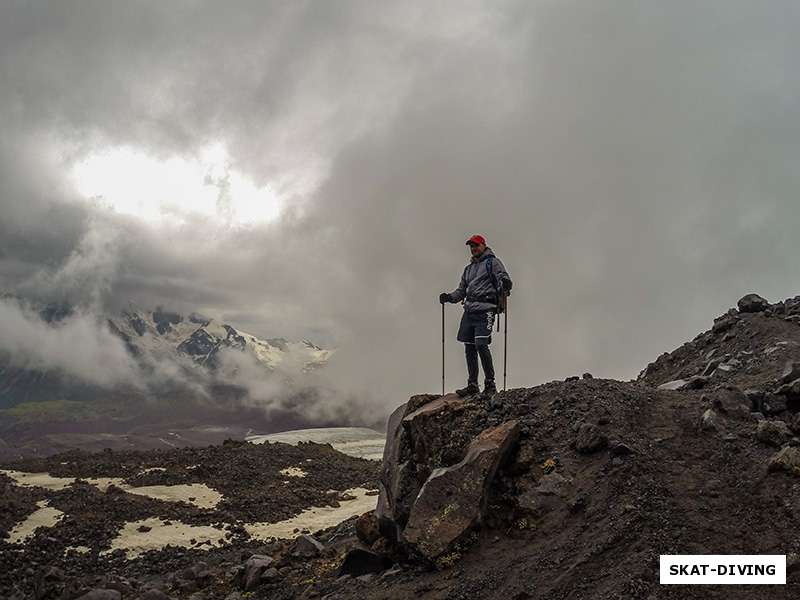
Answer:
[
  {"left": 439, "top": 292, "right": 450, "bottom": 304},
  {"left": 502, "top": 278, "right": 513, "bottom": 292}
]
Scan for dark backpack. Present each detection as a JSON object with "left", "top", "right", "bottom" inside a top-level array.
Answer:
[{"left": 485, "top": 256, "right": 508, "bottom": 314}]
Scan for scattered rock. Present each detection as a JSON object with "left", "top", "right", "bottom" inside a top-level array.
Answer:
[
  {"left": 582, "top": 373, "right": 593, "bottom": 379},
  {"left": 355, "top": 511, "right": 381, "bottom": 546},
  {"left": 699, "top": 409, "right": 722, "bottom": 431},
  {"left": 762, "top": 394, "right": 788, "bottom": 416},
  {"left": 709, "top": 387, "right": 751, "bottom": 418},
  {"left": 658, "top": 379, "right": 688, "bottom": 391},
  {"left": 260, "top": 568, "right": 278, "bottom": 583},
  {"left": 756, "top": 421, "right": 792, "bottom": 447},
  {"left": 782, "top": 361, "right": 800, "bottom": 384},
  {"left": 789, "top": 414, "right": 800, "bottom": 434},
  {"left": 241, "top": 555, "right": 274, "bottom": 592},
  {"left": 738, "top": 293, "right": 770, "bottom": 313},
  {"left": 744, "top": 389, "right": 764, "bottom": 412},
  {"left": 609, "top": 441, "right": 634, "bottom": 456},
  {"left": 338, "top": 549, "right": 394, "bottom": 577},
  {"left": 292, "top": 534, "right": 324, "bottom": 558},
  {"left": 768, "top": 446, "right": 800, "bottom": 475},
  {"left": 573, "top": 423, "right": 608, "bottom": 454},
  {"left": 517, "top": 471, "right": 574, "bottom": 516},
  {"left": 712, "top": 315, "right": 737, "bottom": 334},
  {"left": 776, "top": 378, "right": 800, "bottom": 399},
  {"left": 657, "top": 376, "right": 708, "bottom": 391}
]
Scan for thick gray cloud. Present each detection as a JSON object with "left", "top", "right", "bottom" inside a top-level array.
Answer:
[
  {"left": 2, "top": 1, "right": 800, "bottom": 420},
  {"left": 0, "top": 296, "right": 139, "bottom": 387}
]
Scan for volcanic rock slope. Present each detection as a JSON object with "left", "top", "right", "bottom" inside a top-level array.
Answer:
[{"left": 4, "top": 293, "right": 800, "bottom": 600}]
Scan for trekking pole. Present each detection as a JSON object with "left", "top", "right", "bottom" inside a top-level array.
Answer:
[
  {"left": 503, "top": 293, "right": 508, "bottom": 391},
  {"left": 441, "top": 302, "right": 445, "bottom": 396}
]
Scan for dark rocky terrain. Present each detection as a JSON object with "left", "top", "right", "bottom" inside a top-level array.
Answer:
[{"left": 4, "top": 292, "right": 800, "bottom": 599}]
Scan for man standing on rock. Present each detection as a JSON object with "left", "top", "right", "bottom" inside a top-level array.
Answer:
[{"left": 440, "top": 234, "right": 512, "bottom": 399}]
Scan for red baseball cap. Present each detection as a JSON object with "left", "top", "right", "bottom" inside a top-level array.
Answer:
[{"left": 465, "top": 234, "right": 486, "bottom": 246}]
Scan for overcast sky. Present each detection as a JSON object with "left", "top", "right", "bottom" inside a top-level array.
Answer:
[{"left": 2, "top": 1, "right": 800, "bottom": 418}]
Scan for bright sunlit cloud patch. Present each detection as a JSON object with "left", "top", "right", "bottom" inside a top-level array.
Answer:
[{"left": 71, "top": 144, "right": 282, "bottom": 226}]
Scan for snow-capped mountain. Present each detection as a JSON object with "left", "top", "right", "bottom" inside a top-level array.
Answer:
[
  {"left": 0, "top": 296, "right": 333, "bottom": 410},
  {"left": 107, "top": 305, "right": 333, "bottom": 375}
]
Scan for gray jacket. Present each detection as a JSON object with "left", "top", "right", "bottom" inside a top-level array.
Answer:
[{"left": 446, "top": 248, "right": 512, "bottom": 313}]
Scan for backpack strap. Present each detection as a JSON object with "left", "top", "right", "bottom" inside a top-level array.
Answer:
[
  {"left": 485, "top": 256, "right": 506, "bottom": 314},
  {"left": 485, "top": 256, "right": 499, "bottom": 292}
]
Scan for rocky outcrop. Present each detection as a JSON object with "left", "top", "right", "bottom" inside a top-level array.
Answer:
[
  {"left": 375, "top": 394, "right": 444, "bottom": 539},
  {"left": 402, "top": 420, "right": 519, "bottom": 561},
  {"left": 376, "top": 393, "right": 518, "bottom": 564}
]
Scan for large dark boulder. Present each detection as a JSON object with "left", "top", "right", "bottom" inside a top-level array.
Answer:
[
  {"left": 376, "top": 399, "right": 423, "bottom": 539},
  {"left": 240, "top": 555, "right": 274, "bottom": 592},
  {"left": 737, "top": 293, "right": 769, "bottom": 313},
  {"left": 338, "top": 549, "right": 394, "bottom": 577},
  {"left": 402, "top": 420, "right": 519, "bottom": 562},
  {"left": 376, "top": 393, "right": 472, "bottom": 539}
]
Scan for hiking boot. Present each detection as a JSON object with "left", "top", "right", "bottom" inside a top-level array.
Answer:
[
  {"left": 455, "top": 383, "right": 480, "bottom": 397},
  {"left": 479, "top": 381, "right": 498, "bottom": 400}
]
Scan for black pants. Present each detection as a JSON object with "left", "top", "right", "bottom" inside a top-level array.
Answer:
[
  {"left": 457, "top": 309, "right": 496, "bottom": 386},
  {"left": 465, "top": 343, "right": 495, "bottom": 386},
  {"left": 457, "top": 309, "right": 495, "bottom": 345}
]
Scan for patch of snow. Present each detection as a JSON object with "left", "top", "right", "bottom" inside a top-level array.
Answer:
[
  {"left": 103, "top": 517, "right": 229, "bottom": 559},
  {"left": 124, "top": 484, "right": 223, "bottom": 509},
  {"left": 8, "top": 500, "right": 64, "bottom": 544},
  {"left": 279, "top": 467, "right": 307, "bottom": 478},
  {"left": 0, "top": 470, "right": 124, "bottom": 492},
  {"left": 244, "top": 487, "right": 378, "bottom": 541},
  {"left": 1, "top": 470, "right": 222, "bottom": 509},
  {"left": 247, "top": 427, "right": 386, "bottom": 461}
]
